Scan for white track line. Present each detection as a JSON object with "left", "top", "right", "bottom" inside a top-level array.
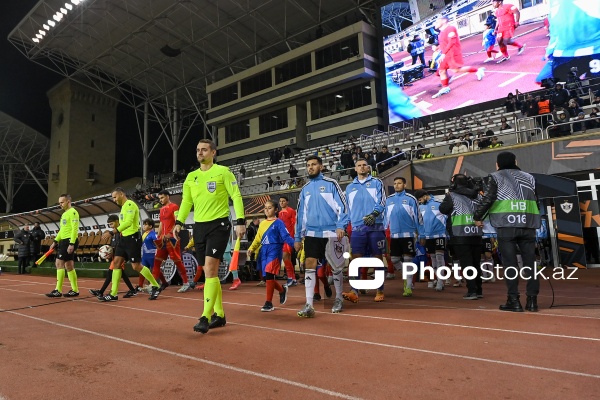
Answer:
[
  {"left": 2, "top": 285, "right": 600, "bottom": 326},
  {"left": 72, "top": 301, "right": 600, "bottom": 379},
  {"left": 8, "top": 311, "right": 362, "bottom": 400},
  {"left": 498, "top": 72, "right": 528, "bottom": 88}
]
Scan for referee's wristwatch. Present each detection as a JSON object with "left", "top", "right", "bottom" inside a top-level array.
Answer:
[{"left": 235, "top": 218, "right": 245, "bottom": 226}]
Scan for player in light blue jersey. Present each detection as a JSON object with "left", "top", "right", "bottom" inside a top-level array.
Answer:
[
  {"left": 414, "top": 189, "right": 448, "bottom": 291},
  {"left": 295, "top": 156, "right": 349, "bottom": 317},
  {"left": 384, "top": 177, "right": 421, "bottom": 296},
  {"left": 342, "top": 158, "right": 387, "bottom": 303}
]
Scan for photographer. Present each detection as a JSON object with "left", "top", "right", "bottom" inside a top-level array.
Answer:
[{"left": 439, "top": 174, "right": 483, "bottom": 300}]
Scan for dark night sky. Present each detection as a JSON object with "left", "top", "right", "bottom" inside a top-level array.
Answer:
[{"left": 0, "top": 1, "right": 198, "bottom": 213}]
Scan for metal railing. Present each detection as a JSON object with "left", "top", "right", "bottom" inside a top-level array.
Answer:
[
  {"left": 238, "top": 166, "right": 357, "bottom": 196},
  {"left": 408, "top": 129, "right": 537, "bottom": 160}
]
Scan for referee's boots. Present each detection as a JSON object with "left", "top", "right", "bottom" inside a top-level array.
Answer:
[
  {"left": 525, "top": 295, "right": 539, "bottom": 312},
  {"left": 499, "top": 295, "right": 524, "bottom": 312}
]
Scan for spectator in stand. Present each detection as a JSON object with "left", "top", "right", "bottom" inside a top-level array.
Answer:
[
  {"left": 521, "top": 93, "right": 538, "bottom": 117},
  {"left": 488, "top": 136, "right": 504, "bottom": 148},
  {"left": 499, "top": 116, "right": 512, "bottom": 131},
  {"left": 364, "top": 152, "right": 377, "bottom": 173},
  {"left": 283, "top": 146, "right": 292, "bottom": 159},
  {"left": 586, "top": 108, "right": 600, "bottom": 130},
  {"left": 420, "top": 148, "right": 433, "bottom": 159},
  {"left": 334, "top": 159, "right": 344, "bottom": 180},
  {"left": 274, "top": 176, "right": 283, "bottom": 186},
  {"left": 593, "top": 96, "right": 600, "bottom": 106},
  {"left": 472, "top": 139, "right": 482, "bottom": 151},
  {"left": 452, "top": 141, "right": 469, "bottom": 154},
  {"left": 567, "top": 99, "right": 583, "bottom": 118},
  {"left": 237, "top": 166, "right": 246, "bottom": 186},
  {"left": 571, "top": 92, "right": 584, "bottom": 108},
  {"left": 572, "top": 112, "right": 586, "bottom": 133},
  {"left": 266, "top": 176, "right": 274, "bottom": 190},
  {"left": 355, "top": 146, "right": 365, "bottom": 159},
  {"left": 370, "top": 147, "right": 379, "bottom": 162},
  {"left": 280, "top": 180, "right": 290, "bottom": 190},
  {"left": 341, "top": 144, "right": 354, "bottom": 169},
  {"left": 551, "top": 83, "right": 570, "bottom": 109},
  {"left": 504, "top": 93, "right": 521, "bottom": 113},
  {"left": 377, "top": 146, "right": 393, "bottom": 173},
  {"left": 269, "top": 149, "right": 275, "bottom": 165},
  {"left": 275, "top": 148, "right": 283, "bottom": 163},
  {"left": 537, "top": 95, "right": 551, "bottom": 129},
  {"left": 288, "top": 164, "right": 299, "bottom": 179},
  {"left": 289, "top": 179, "right": 297, "bottom": 189},
  {"left": 392, "top": 147, "right": 404, "bottom": 165}
]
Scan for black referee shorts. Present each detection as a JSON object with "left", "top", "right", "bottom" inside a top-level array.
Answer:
[
  {"left": 115, "top": 233, "right": 142, "bottom": 263},
  {"left": 193, "top": 217, "right": 231, "bottom": 265},
  {"left": 56, "top": 239, "right": 79, "bottom": 262}
]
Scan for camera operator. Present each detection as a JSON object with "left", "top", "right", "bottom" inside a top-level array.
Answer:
[
  {"left": 439, "top": 174, "right": 484, "bottom": 300},
  {"left": 474, "top": 152, "right": 541, "bottom": 312}
]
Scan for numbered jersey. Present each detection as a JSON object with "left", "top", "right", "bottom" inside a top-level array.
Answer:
[{"left": 488, "top": 170, "right": 541, "bottom": 229}]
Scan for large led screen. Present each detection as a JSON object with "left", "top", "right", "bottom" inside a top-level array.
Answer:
[{"left": 382, "top": 0, "right": 600, "bottom": 124}]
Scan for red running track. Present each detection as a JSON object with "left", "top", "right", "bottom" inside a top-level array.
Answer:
[{"left": 1, "top": 271, "right": 599, "bottom": 400}]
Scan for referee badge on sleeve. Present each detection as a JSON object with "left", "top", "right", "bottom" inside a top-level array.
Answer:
[{"left": 207, "top": 181, "right": 216, "bottom": 193}]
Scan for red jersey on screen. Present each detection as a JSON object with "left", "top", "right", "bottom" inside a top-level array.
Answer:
[
  {"left": 438, "top": 25, "right": 463, "bottom": 69},
  {"left": 160, "top": 202, "right": 179, "bottom": 236},
  {"left": 495, "top": 4, "right": 517, "bottom": 31},
  {"left": 278, "top": 207, "right": 297, "bottom": 236}
]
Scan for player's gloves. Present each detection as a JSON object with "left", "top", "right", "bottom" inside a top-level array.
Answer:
[{"left": 362, "top": 211, "right": 380, "bottom": 226}]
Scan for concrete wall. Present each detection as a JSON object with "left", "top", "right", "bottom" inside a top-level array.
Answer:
[{"left": 47, "top": 80, "right": 119, "bottom": 204}]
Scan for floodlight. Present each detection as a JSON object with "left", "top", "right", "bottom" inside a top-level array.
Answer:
[
  {"left": 36, "top": 34, "right": 43, "bottom": 39},
  {"left": 43, "top": 24, "right": 49, "bottom": 30},
  {"left": 65, "top": 3, "right": 73, "bottom": 10},
  {"left": 39, "top": 30, "right": 46, "bottom": 36},
  {"left": 48, "top": 19, "right": 56, "bottom": 27},
  {"left": 71, "top": 0, "right": 80, "bottom": 4},
  {"left": 60, "top": 8, "right": 67, "bottom": 14},
  {"left": 32, "top": 37, "right": 39, "bottom": 43}
]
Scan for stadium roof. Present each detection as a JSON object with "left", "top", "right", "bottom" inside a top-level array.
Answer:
[
  {"left": 8, "top": 0, "right": 378, "bottom": 128},
  {"left": 0, "top": 111, "right": 50, "bottom": 212}
]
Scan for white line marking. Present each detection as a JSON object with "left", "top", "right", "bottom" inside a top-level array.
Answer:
[
  {"left": 8, "top": 311, "right": 362, "bottom": 400},
  {"left": 0, "top": 287, "right": 600, "bottom": 322},
  {"left": 72, "top": 301, "right": 600, "bottom": 379},
  {"left": 498, "top": 72, "right": 528, "bottom": 88},
  {"left": 410, "top": 90, "right": 427, "bottom": 100},
  {"left": 450, "top": 72, "right": 469, "bottom": 81}
]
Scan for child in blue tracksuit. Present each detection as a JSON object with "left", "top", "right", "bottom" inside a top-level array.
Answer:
[
  {"left": 482, "top": 22, "right": 499, "bottom": 62},
  {"left": 248, "top": 200, "right": 295, "bottom": 312},
  {"left": 414, "top": 189, "right": 447, "bottom": 291}
]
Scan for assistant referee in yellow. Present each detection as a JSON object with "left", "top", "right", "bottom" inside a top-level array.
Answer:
[{"left": 174, "top": 139, "right": 246, "bottom": 334}]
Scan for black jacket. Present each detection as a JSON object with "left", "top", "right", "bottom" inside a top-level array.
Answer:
[
  {"left": 14, "top": 229, "right": 31, "bottom": 258},
  {"left": 29, "top": 227, "right": 45, "bottom": 255},
  {"left": 440, "top": 187, "right": 482, "bottom": 244}
]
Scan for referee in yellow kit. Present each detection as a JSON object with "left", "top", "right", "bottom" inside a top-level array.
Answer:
[{"left": 174, "top": 139, "right": 245, "bottom": 334}]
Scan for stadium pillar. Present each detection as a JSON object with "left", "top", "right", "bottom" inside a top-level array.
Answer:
[{"left": 143, "top": 101, "right": 149, "bottom": 186}]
